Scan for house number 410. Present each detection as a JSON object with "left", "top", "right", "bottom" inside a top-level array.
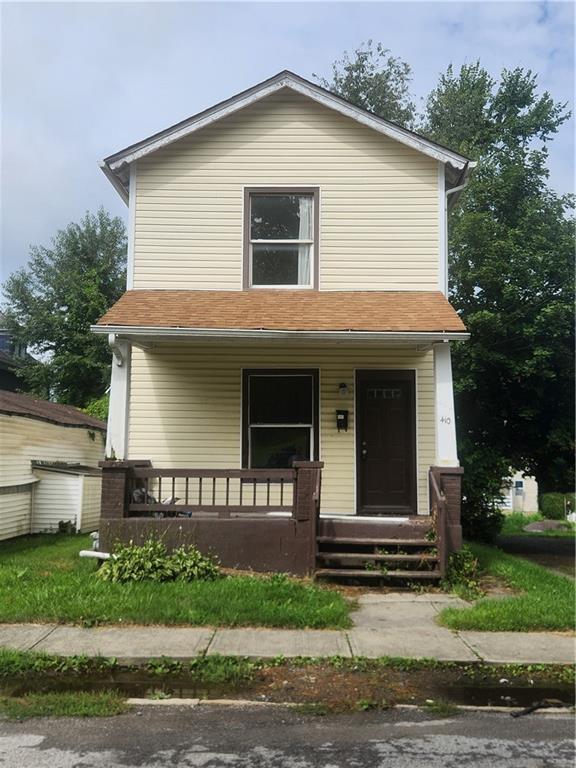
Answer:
[{"left": 440, "top": 416, "right": 452, "bottom": 424}]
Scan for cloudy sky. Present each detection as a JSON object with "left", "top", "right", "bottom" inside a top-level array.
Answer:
[{"left": 1, "top": 1, "right": 573, "bottom": 281}]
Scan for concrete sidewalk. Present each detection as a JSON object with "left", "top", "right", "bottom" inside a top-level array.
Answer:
[{"left": 0, "top": 593, "right": 573, "bottom": 665}]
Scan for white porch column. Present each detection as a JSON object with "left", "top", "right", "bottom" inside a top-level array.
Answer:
[
  {"left": 433, "top": 342, "right": 459, "bottom": 466},
  {"left": 105, "top": 334, "right": 131, "bottom": 460}
]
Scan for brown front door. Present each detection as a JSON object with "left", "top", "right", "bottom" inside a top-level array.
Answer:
[{"left": 356, "top": 370, "right": 417, "bottom": 515}]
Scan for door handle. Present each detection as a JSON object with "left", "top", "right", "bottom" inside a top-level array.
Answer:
[{"left": 361, "top": 448, "right": 368, "bottom": 460}]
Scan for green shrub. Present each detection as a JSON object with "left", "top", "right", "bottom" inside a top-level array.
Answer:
[
  {"left": 168, "top": 545, "right": 221, "bottom": 582},
  {"left": 539, "top": 493, "right": 567, "bottom": 520},
  {"left": 459, "top": 446, "right": 507, "bottom": 542},
  {"left": 97, "top": 538, "right": 220, "bottom": 583}
]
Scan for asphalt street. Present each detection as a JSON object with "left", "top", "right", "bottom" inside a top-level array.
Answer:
[{"left": 0, "top": 704, "right": 574, "bottom": 767}]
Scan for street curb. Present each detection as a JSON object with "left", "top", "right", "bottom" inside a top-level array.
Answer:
[{"left": 124, "top": 698, "right": 573, "bottom": 715}]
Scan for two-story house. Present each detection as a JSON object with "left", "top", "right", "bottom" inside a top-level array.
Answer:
[{"left": 94, "top": 72, "right": 473, "bottom": 580}]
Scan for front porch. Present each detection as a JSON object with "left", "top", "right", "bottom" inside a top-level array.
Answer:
[
  {"left": 98, "top": 460, "right": 462, "bottom": 580},
  {"left": 95, "top": 290, "right": 467, "bottom": 580}
]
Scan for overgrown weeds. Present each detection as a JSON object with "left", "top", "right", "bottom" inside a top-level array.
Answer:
[{"left": 441, "top": 545, "right": 483, "bottom": 600}]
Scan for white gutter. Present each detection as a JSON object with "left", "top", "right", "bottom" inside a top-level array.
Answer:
[{"left": 91, "top": 325, "right": 469, "bottom": 343}]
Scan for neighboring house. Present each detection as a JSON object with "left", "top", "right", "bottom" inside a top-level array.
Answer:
[
  {"left": 0, "top": 391, "right": 106, "bottom": 541},
  {"left": 498, "top": 470, "right": 539, "bottom": 514},
  {"left": 93, "top": 71, "right": 474, "bottom": 578},
  {"left": 0, "top": 313, "right": 28, "bottom": 392}
]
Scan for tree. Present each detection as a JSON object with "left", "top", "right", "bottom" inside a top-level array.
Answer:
[
  {"left": 2, "top": 209, "right": 126, "bottom": 407},
  {"left": 314, "top": 40, "right": 416, "bottom": 127},
  {"left": 319, "top": 47, "right": 574, "bottom": 535},
  {"left": 423, "top": 64, "right": 574, "bottom": 523}
]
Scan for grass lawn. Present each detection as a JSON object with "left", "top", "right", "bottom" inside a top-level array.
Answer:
[
  {"left": 500, "top": 513, "right": 576, "bottom": 538},
  {"left": 0, "top": 691, "right": 127, "bottom": 719},
  {"left": 0, "top": 535, "right": 351, "bottom": 629},
  {"left": 439, "top": 543, "right": 575, "bottom": 632}
]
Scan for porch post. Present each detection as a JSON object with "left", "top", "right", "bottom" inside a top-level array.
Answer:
[
  {"left": 292, "top": 461, "right": 324, "bottom": 574},
  {"left": 432, "top": 466, "right": 463, "bottom": 552},
  {"left": 106, "top": 334, "right": 131, "bottom": 460},
  {"left": 433, "top": 341, "right": 459, "bottom": 466},
  {"left": 99, "top": 460, "right": 132, "bottom": 519}
]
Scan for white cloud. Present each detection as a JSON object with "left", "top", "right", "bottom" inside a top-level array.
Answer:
[{"left": 1, "top": 1, "right": 573, "bottom": 280}]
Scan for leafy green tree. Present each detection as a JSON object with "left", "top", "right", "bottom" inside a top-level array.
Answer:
[
  {"left": 314, "top": 40, "right": 416, "bottom": 127},
  {"left": 2, "top": 209, "right": 126, "bottom": 407},
  {"left": 319, "top": 48, "right": 574, "bottom": 535},
  {"left": 423, "top": 64, "right": 574, "bottom": 519}
]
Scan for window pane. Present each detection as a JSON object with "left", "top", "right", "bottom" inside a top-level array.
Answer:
[
  {"left": 252, "top": 244, "right": 310, "bottom": 286},
  {"left": 251, "top": 195, "right": 312, "bottom": 240},
  {"left": 250, "top": 427, "right": 310, "bottom": 468},
  {"left": 250, "top": 375, "right": 313, "bottom": 424}
]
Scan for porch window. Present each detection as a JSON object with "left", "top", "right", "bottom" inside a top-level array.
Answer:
[
  {"left": 244, "top": 188, "right": 319, "bottom": 289},
  {"left": 242, "top": 370, "right": 319, "bottom": 469}
]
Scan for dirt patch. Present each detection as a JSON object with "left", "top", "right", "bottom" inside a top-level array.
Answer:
[{"left": 478, "top": 573, "right": 520, "bottom": 598}]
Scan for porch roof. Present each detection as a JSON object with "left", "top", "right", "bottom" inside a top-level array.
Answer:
[{"left": 94, "top": 290, "right": 467, "bottom": 342}]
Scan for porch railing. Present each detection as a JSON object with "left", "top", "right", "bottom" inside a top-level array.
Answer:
[
  {"left": 429, "top": 469, "right": 449, "bottom": 577},
  {"left": 98, "top": 459, "right": 323, "bottom": 575},
  {"left": 127, "top": 467, "right": 296, "bottom": 518}
]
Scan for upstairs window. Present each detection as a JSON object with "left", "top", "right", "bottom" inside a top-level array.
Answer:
[{"left": 244, "top": 188, "right": 318, "bottom": 289}]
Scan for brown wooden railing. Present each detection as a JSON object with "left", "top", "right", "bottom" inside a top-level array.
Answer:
[
  {"left": 127, "top": 467, "right": 296, "bottom": 518},
  {"left": 429, "top": 469, "right": 449, "bottom": 577},
  {"left": 98, "top": 460, "right": 324, "bottom": 575}
]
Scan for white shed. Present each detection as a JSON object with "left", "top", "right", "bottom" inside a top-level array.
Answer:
[{"left": 0, "top": 391, "right": 106, "bottom": 540}]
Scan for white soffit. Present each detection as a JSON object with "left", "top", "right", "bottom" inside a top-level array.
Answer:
[{"left": 101, "top": 71, "right": 472, "bottom": 199}]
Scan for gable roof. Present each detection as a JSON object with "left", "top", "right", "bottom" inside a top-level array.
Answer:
[
  {"left": 0, "top": 391, "right": 106, "bottom": 431},
  {"left": 101, "top": 70, "right": 473, "bottom": 202}
]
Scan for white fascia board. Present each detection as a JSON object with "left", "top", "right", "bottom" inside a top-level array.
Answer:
[
  {"left": 126, "top": 165, "right": 136, "bottom": 290},
  {"left": 91, "top": 325, "right": 469, "bottom": 344},
  {"left": 104, "top": 74, "right": 470, "bottom": 174}
]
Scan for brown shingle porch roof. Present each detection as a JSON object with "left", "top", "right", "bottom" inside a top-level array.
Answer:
[{"left": 97, "top": 290, "right": 466, "bottom": 334}]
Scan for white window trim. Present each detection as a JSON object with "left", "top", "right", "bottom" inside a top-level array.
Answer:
[{"left": 245, "top": 187, "right": 319, "bottom": 290}]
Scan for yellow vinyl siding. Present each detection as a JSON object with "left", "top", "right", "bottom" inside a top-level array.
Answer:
[
  {"left": 79, "top": 476, "right": 102, "bottom": 532},
  {"left": 0, "top": 414, "right": 105, "bottom": 487},
  {"left": 128, "top": 344, "right": 435, "bottom": 515},
  {"left": 134, "top": 90, "right": 439, "bottom": 291}
]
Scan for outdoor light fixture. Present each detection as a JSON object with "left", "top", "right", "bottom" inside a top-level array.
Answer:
[{"left": 338, "top": 382, "right": 349, "bottom": 397}]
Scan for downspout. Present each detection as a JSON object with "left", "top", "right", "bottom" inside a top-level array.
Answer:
[
  {"left": 108, "top": 333, "right": 125, "bottom": 367},
  {"left": 442, "top": 161, "right": 477, "bottom": 294}
]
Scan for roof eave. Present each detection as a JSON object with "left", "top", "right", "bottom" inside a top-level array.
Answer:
[{"left": 100, "top": 71, "right": 472, "bottom": 198}]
